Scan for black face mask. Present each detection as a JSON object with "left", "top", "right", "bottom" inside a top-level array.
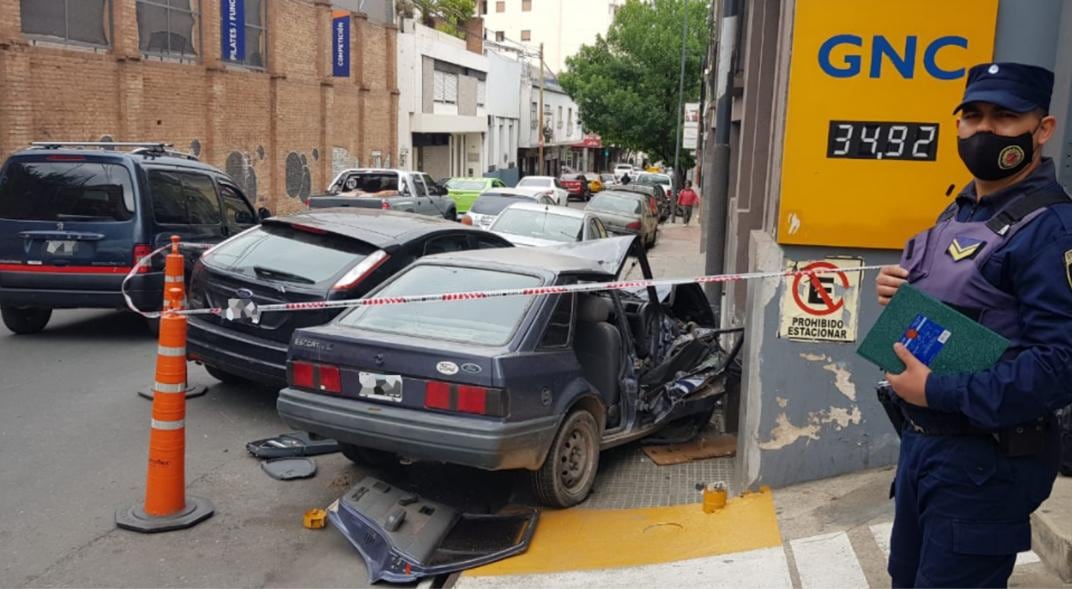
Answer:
[{"left": 957, "top": 128, "right": 1036, "bottom": 181}]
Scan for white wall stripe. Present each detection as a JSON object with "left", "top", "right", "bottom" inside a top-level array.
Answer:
[
  {"left": 151, "top": 418, "right": 185, "bottom": 430},
  {"left": 456, "top": 546, "right": 793, "bottom": 589},
  {"left": 153, "top": 382, "right": 187, "bottom": 393},
  {"left": 791, "top": 531, "right": 868, "bottom": 589}
]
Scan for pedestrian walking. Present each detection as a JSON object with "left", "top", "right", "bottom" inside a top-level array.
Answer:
[
  {"left": 875, "top": 62, "right": 1072, "bottom": 588},
  {"left": 676, "top": 181, "right": 699, "bottom": 225}
]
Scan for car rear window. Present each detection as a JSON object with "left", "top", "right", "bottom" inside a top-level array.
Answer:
[
  {"left": 491, "top": 208, "right": 583, "bottom": 243},
  {"left": 589, "top": 194, "right": 641, "bottom": 215},
  {"left": 470, "top": 195, "right": 532, "bottom": 215},
  {"left": 201, "top": 223, "right": 376, "bottom": 285},
  {"left": 338, "top": 265, "right": 542, "bottom": 346},
  {"left": 0, "top": 160, "right": 135, "bottom": 221},
  {"left": 336, "top": 173, "right": 399, "bottom": 194},
  {"left": 517, "top": 178, "right": 549, "bottom": 187},
  {"left": 446, "top": 179, "right": 486, "bottom": 191}
]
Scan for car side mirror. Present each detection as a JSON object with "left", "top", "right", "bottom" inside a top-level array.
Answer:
[{"left": 257, "top": 207, "right": 272, "bottom": 221}]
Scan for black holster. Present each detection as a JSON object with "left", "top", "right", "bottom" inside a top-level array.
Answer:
[
  {"left": 996, "top": 417, "right": 1049, "bottom": 457},
  {"left": 876, "top": 381, "right": 905, "bottom": 438}
]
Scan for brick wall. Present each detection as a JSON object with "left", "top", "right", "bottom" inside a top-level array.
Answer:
[{"left": 0, "top": 0, "right": 398, "bottom": 214}]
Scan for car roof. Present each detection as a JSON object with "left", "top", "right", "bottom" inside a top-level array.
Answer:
[
  {"left": 518, "top": 176, "right": 554, "bottom": 181},
  {"left": 449, "top": 177, "right": 491, "bottom": 182},
  {"left": 599, "top": 189, "right": 650, "bottom": 200},
  {"left": 499, "top": 202, "right": 588, "bottom": 218},
  {"left": 480, "top": 188, "right": 546, "bottom": 198},
  {"left": 265, "top": 208, "right": 490, "bottom": 248},
  {"left": 417, "top": 235, "right": 635, "bottom": 278},
  {"left": 8, "top": 147, "right": 224, "bottom": 175}
]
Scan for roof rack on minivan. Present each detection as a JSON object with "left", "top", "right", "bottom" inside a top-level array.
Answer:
[{"left": 28, "top": 141, "right": 199, "bottom": 161}]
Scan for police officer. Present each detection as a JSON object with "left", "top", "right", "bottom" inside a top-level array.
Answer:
[{"left": 876, "top": 62, "right": 1072, "bottom": 587}]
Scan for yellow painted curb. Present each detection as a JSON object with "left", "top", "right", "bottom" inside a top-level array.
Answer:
[{"left": 465, "top": 489, "right": 781, "bottom": 577}]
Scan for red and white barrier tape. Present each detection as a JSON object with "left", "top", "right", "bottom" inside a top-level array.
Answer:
[
  {"left": 122, "top": 242, "right": 218, "bottom": 319},
  {"left": 121, "top": 240, "right": 885, "bottom": 323}
]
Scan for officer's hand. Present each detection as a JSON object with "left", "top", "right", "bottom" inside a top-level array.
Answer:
[
  {"left": 885, "top": 342, "right": 931, "bottom": 407},
  {"left": 876, "top": 265, "right": 909, "bottom": 306}
]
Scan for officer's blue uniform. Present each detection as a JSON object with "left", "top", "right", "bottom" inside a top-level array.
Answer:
[{"left": 887, "top": 63, "right": 1072, "bottom": 588}]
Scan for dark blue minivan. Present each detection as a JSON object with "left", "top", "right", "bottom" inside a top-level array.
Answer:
[{"left": 0, "top": 143, "right": 264, "bottom": 334}]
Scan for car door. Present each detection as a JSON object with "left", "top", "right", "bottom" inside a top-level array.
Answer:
[
  {"left": 421, "top": 174, "right": 448, "bottom": 217},
  {"left": 147, "top": 168, "right": 227, "bottom": 251}
]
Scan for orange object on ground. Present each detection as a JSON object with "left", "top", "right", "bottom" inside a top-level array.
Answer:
[{"left": 116, "top": 247, "right": 214, "bottom": 532}]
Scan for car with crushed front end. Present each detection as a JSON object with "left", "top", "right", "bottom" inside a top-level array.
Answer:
[
  {"left": 186, "top": 208, "right": 513, "bottom": 388},
  {"left": 276, "top": 236, "right": 737, "bottom": 507}
]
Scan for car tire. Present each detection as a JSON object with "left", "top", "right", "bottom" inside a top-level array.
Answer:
[
  {"left": 340, "top": 443, "right": 398, "bottom": 467},
  {"left": 205, "top": 364, "right": 250, "bottom": 385},
  {"left": 529, "top": 409, "right": 600, "bottom": 507},
  {"left": 1, "top": 306, "right": 52, "bottom": 335}
]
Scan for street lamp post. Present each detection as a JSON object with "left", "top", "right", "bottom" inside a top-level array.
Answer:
[{"left": 672, "top": 2, "right": 689, "bottom": 191}]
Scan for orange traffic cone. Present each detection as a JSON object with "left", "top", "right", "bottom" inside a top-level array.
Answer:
[
  {"left": 137, "top": 236, "right": 206, "bottom": 400},
  {"left": 117, "top": 287, "right": 215, "bottom": 532}
]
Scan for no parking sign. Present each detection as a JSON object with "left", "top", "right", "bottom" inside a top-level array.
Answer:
[{"left": 779, "top": 258, "right": 864, "bottom": 343}]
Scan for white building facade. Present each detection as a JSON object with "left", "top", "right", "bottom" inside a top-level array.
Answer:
[
  {"left": 397, "top": 22, "right": 487, "bottom": 179},
  {"left": 517, "top": 63, "right": 584, "bottom": 177},
  {"left": 483, "top": 50, "right": 522, "bottom": 185},
  {"left": 479, "top": 0, "right": 625, "bottom": 75}
]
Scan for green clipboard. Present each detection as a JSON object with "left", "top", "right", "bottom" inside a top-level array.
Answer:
[{"left": 856, "top": 283, "right": 1009, "bottom": 374}]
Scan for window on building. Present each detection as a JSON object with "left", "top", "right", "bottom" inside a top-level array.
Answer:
[
  {"left": 567, "top": 107, "right": 573, "bottom": 134},
  {"left": 480, "top": 1, "right": 488, "bottom": 15},
  {"left": 434, "top": 70, "right": 458, "bottom": 105},
  {"left": 137, "top": 0, "right": 198, "bottom": 59},
  {"left": 530, "top": 102, "right": 537, "bottom": 129},
  {"left": 20, "top": 0, "right": 112, "bottom": 47},
  {"left": 557, "top": 106, "right": 563, "bottom": 129},
  {"left": 222, "top": 0, "right": 268, "bottom": 69},
  {"left": 520, "top": 30, "right": 531, "bottom": 41},
  {"left": 477, "top": 80, "right": 486, "bottom": 108},
  {"left": 496, "top": 1, "right": 505, "bottom": 12},
  {"left": 522, "top": 0, "right": 532, "bottom": 11},
  {"left": 495, "top": 30, "right": 504, "bottom": 42},
  {"left": 544, "top": 104, "right": 551, "bottom": 130}
]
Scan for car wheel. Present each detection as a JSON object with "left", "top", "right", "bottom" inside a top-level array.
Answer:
[
  {"left": 1, "top": 306, "right": 52, "bottom": 335},
  {"left": 529, "top": 409, "right": 600, "bottom": 507},
  {"left": 205, "top": 364, "right": 250, "bottom": 385},
  {"left": 145, "top": 316, "right": 160, "bottom": 336},
  {"left": 340, "top": 443, "right": 398, "bottom": 467}
]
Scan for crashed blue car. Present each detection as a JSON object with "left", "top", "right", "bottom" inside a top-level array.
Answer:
[{"left": 277, "top": 236, "right": 737, "bottom": 507}]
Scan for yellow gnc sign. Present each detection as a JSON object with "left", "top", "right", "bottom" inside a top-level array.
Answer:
[{"left": 777, "top": 0, "right": 998, "bottom": 250}]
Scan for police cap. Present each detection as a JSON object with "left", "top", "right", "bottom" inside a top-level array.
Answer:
[{"left": 953, "top": 62, "right": 1054, "bottom": 114}]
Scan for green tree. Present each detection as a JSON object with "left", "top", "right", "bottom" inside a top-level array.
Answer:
[
  {"left": 560, "top": 0, "right": 710, "bottom": 172},
  {"left": 399, "top": 0, "right": 477, "bottom": 39}
]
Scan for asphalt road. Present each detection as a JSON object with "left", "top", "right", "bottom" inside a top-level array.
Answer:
[{"left": 0, "top": 309, "right": 503, "bottom": 587}]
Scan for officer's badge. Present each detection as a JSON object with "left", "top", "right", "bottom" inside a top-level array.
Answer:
[
  {"left": 1065, "top": 250, "right": 1072, "bottom": 291},
  {"left": 947, "top": 236, "right": 985, "bottom": 262},
  {"left": 999, "top": 145, "right": 1025, "bottom": 170}
]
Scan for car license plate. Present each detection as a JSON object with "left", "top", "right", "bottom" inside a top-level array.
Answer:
[
  {"left": 45, "top": 240, "right": 77, "bottom": 256},
  {"left": 357, "top": 372, "right": 403, "bottom": 403}
]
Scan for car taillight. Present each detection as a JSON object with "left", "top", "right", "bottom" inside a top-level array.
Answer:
[
  {"left": 319, "top": 365, "right": 342, "bottom": 393},
  {"left": 457, "top": 386, "right": 487, "bottom": 414},
  {"left": 291, "top": 223, "right": 327, "bottom": 235},
  {"left": 133, "top": 244, "right": 152, "bottom": 273},
  {"left": 332, "top": 250, "right": 390, "bottom": 291},
  {"left": 627, "top": 221, "right": 642, "bottom": 230},
  {"left": 381, "top": 199, "right": 391, "bottom": 209},
  {"left": 425, "top": 381, "right": 451, "bottom": 410},
  {"left": 291, "top": 361, "right": 315, "bottom": 389},
  {"left": 423, "top": 380, "right": 506, "bottom": 416},
  {"left": 460, "top": 214, "right": 473, "bottom": 226},
  {"left": 289, "top": 360, "right": 342, "bottom": 393}
]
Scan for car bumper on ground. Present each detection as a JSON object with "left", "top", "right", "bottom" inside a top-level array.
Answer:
[
  {"left": 277, "top": 387, "right": 560, "bottom": 471},
  {"left": 187, "top": 315, "right": 289, "bottom": 386}
]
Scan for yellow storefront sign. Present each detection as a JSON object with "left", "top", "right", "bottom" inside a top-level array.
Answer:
[{"left": 777, "top": 0, "right": 998, "bottom": 250}]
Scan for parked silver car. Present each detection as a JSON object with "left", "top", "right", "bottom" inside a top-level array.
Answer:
[{"left": 584, "top": 190, "right": 659, "bottom": 248}]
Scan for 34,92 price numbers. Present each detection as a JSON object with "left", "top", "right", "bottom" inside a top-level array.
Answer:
[{"left": 826, "top": 121, "right": 940, "bottom": 161}]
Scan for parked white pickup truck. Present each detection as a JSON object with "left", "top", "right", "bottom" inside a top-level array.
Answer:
[{"left": 308, "top": 169, "right": 456, "bottom": 219}]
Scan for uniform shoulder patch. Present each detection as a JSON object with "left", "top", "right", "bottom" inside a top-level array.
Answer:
[{"left": 1065, "top": 250, "right": 1072, "bottom": 291}]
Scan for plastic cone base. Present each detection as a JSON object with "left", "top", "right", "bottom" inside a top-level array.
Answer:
[
  {"left": 116, "top": 495, "right": 215, "bottom": 533},
  {"left": 137, "top": 384, "right": 208, "bottom": 400}
]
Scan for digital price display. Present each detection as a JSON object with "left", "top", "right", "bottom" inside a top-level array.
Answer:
[{"left": 826, "top": 121, "right": 939, "bottom": 161}]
